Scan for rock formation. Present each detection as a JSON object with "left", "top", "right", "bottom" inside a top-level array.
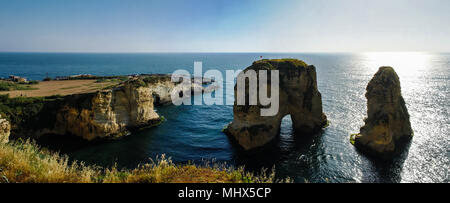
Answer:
[
  {"left": 7, "top": 75, "right": 207, "bottom": 141},
  {"left": 351, "top": 66, "right": 413, "bottom": 158},
  {"left": 52, "top": 83, "right": 161, "bottom": 140},
  {"left": 224, "top": 59, "right": 327, "bottom": 150},
  {"left": 0, "top": 115, "right": 10, "bottom": 143}
]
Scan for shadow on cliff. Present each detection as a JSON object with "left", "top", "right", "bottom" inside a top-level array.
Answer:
[{"left": 357, "top": 137, "right": 413, "bottom": 183}]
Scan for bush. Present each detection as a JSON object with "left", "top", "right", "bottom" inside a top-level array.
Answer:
[
  {"left": 95, "top": 76, "right": 129, "bottom": 83},
  {"left": 0, "top": 94, "right": 63, "bottom": 127},
  {"left": 27, "top": 80, "right": 39, "bottom": 85},
  {"left": 0, "top": 81, "right": 37, "bottom": 91}
]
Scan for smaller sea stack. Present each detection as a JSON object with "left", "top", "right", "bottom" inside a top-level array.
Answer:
[{"left": 351, "top": 66, "right": 413, "bottom": 158}]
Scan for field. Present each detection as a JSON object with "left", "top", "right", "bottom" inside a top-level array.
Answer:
[{"left": 0, "top": 80, "right": 120, "bottom": 98}]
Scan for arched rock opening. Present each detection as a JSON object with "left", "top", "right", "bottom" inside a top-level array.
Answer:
[{"left": 224, "top": 59, "right": 327, "bottom": 150}]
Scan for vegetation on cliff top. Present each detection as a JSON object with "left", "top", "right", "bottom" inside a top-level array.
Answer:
[
  {"left": 251, "top": 58, "right": 309, "bottom": 70},
  {"left": 0, "top": 94, "right": 64, "bottom": 126},
  {"left": 95, "top": 76, "right": 129, "bottom": 83},
  {"left": 0, "top": 139, "right": 285, "bottom": 183},
  {"left": 128, "top": 75, "right": 173, "bottom": 88},
  {"left": 0, "top": 81, "right": 38, "bottom": 91}
]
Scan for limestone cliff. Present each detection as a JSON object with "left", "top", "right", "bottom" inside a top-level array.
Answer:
[
  {"left": 351, "top": 66, "right": 413, "bottom": 158},
  {"left": 7, "top": 75, "right": 207, "bottom": 141},
  {"left": 0, "top": 115, "right": 10, "bottom": 143},
  {"left": 52, "top": 83, "right": 160, "bottom": 140},
  {"left": 224, "top": 59, "right": 327, "bottom": 150}
]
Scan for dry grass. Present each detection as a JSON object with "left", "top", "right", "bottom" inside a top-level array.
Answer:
[
  {"left": 0, "top": 139, "right": 286, "bottom": 183},
  {"left": 0, "top": 80, "right": 119, "bottom": 98}
]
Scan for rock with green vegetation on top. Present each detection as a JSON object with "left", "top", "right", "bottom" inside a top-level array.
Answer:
[
  {"left": 351, "top": 66, "right": 413, "bottom": 158},
  {"left": 224, "top": 59, "right": 327, "bottom": 150}
]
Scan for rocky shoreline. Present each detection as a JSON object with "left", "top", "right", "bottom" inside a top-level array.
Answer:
[{"left": 0, "top": 74, "right": 212, "bottom": 142}]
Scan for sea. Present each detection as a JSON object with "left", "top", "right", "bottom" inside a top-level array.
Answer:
[{"left": 0, "top": 52, "right": 448, "bottom": 183}]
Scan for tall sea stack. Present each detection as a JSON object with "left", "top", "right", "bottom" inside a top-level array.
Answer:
[
  {"left": 351, "top": 66, "right": 413, "bottom": 158},
  {"left": 224, "top": 59, "right": 327, "bottom": 150}
]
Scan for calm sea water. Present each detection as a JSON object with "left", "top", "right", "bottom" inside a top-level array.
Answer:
[{"left": 0, "top": 52, "right": 448, "bottom": 183}]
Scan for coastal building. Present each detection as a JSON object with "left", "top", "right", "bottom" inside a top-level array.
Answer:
[{"left": 8, "top": 75, "right": 27, "bottom": 83}]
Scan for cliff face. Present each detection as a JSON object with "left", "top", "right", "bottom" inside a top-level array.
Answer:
[
  {"left": 8, "top": 75, "right": 203, "bottom": 141},
  {"left": 53, "top": 83, "right": 160, "bottom": 140},
  {"left": 224, "top": 59, "right": 327, "bottom": 150},
  {"left": 351, "top": 66, "right": 413, "bottom": 158},
  {"left": 0, "top": 115, "right": 10, "bottom": 143}
]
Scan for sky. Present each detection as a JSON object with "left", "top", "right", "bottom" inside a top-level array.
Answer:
[{"left": 0, "top": 0, "right": 449, "bottom": 53}]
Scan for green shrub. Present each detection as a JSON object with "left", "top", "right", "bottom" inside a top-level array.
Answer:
[
  {"left": 0, "top": 81, "right": 37, "bottom": 91},
  {"left": 0, "top": 94, "right": 63, "bottom": 127}
]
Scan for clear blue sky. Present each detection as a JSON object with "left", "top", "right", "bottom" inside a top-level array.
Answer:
[{"left": 0, "top": 0, "right": 449, "bottom": 52}]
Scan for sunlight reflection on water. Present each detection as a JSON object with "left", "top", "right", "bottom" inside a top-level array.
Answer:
[{"left": 357, "top": 52, "right": 449, "bottom": 182}]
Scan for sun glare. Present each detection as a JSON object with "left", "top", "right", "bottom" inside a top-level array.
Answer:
[
  {"left": 363, "top": 52, "right": 430, "bottom": 65},
  {"left": 362, "top": 52, "right": 431, "bottom": 77}
]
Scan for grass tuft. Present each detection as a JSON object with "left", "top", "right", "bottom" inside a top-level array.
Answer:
[{"left": 349, "top": 133, "right": 359, "bottom": 145}]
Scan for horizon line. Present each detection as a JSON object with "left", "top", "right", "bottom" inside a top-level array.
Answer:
[{"left": 0, "top": 51, "right": 447, "bottom": 54}]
